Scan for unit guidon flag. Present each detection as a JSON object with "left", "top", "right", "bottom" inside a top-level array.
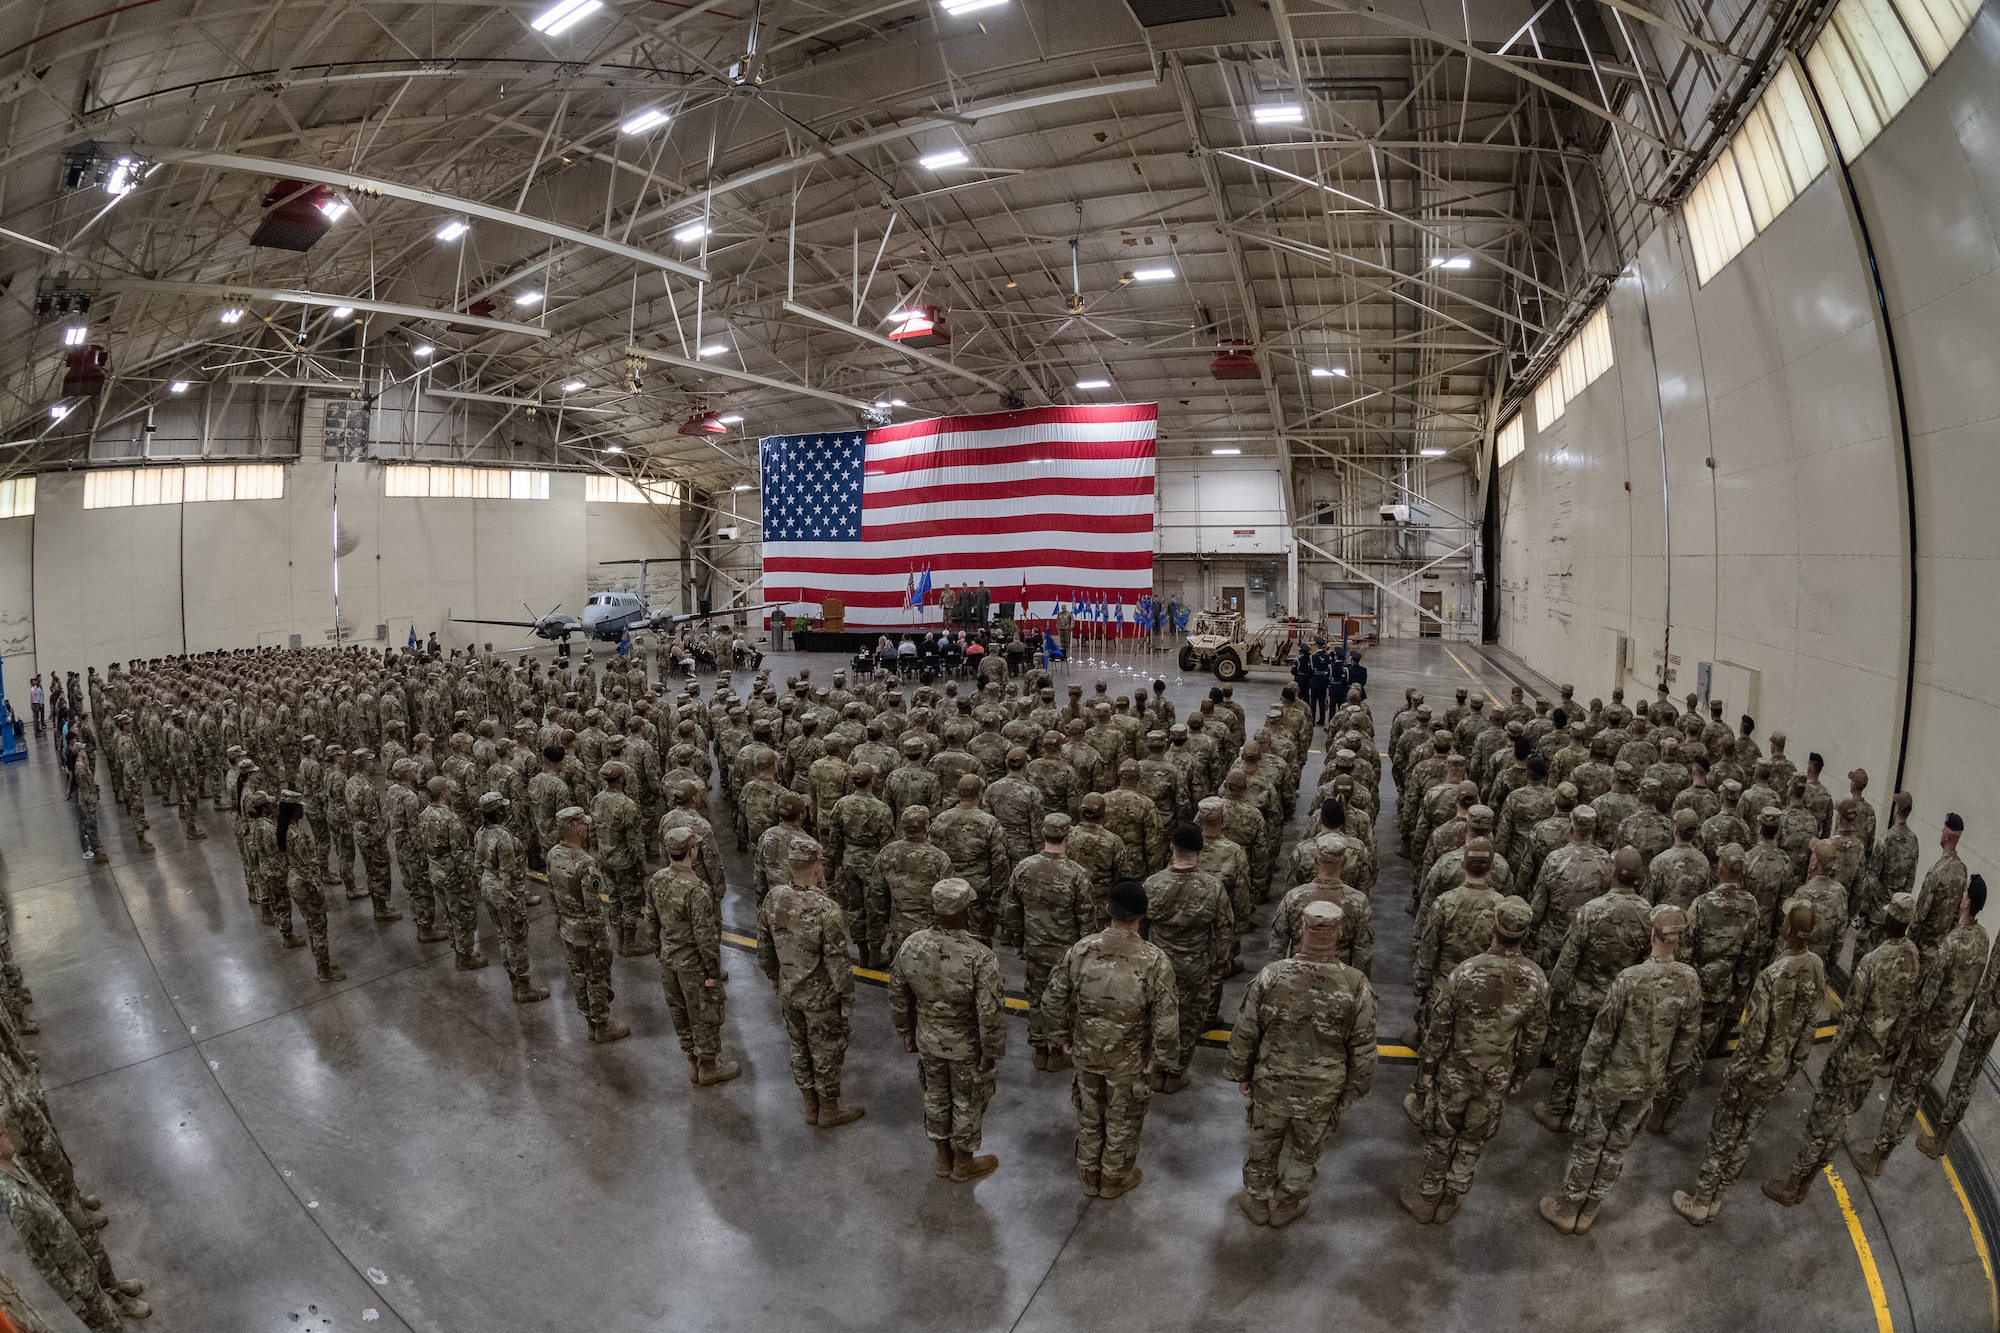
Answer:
[{"left": 759, "top": 403, "right": 1157, "bottom": 629}]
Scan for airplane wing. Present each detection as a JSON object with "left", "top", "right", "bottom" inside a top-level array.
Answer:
[
  {"left": 449, "top": 615, "right": 545, "bottom": 630},
  {"left": 643, "top": 602, "right": 781, "bottom": 630}
]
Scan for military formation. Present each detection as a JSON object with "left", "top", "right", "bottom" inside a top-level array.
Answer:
[{"left": 8, "top": 637, "right": 1992, "bottom": 1322}]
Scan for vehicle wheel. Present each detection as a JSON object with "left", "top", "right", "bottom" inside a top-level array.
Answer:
[
  {"left": 1178, "top": 645, "right": 1197, "bottom": 672},
  {"left": 1214, "top": 650, "right": 1244, "bottom": 681}
]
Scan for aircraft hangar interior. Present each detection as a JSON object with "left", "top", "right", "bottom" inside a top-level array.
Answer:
[{"left": 0, "top": 0, "right": 1996, "bottom": 1329}]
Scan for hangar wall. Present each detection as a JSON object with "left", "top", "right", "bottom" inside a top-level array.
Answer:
[{"left": 1495, "top": 18, "right": 2000, "bottom": 885}]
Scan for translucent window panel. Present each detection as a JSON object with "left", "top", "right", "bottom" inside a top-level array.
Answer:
[
  {"left": 129, "top": 468, "right": 181, "bottom": 506},
  {"left": 234, "top": 465, "right": 285, "bottom": 500},
  {"left": 509, "top": 469, "right": 549, "bottom": 500},
  {"left": 1685, "top": 147, "right": 1758, "bottom": 284},
  {"left": 1534, "top": 376, "right": 1565, "bottom": 430},
  {"left": 1889, "top": 0, "right": 1978, "bottom": 71},
  {"left": 0, "top": 477, "right": 33, "bottom": 519},
  {"left": 1497, "top": 414, "right": 1525, "bottom": 467},
  {"left": 1575, "top": 307, "right": 1613, "bottom": 386},
  {"left": 382, "top": 465, "right": 429, "bottom": 497},
  {"left": 83, "top": 471, "right": 131, "bottom": 509},
  {"left": 1807, "top": 0, "right": 1929, "bottom": 158}
]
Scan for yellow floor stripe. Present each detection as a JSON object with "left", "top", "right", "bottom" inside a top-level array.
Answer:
[
  {"left": 1827, "top": 1164, "right": 1896, "bottom": 1333},
  {"left": 1921, "top": 1111, "right": 1999, "bottom": 1330},
  {"left": 1443, "top": 648, "right": 1503, "bottom": 708}
]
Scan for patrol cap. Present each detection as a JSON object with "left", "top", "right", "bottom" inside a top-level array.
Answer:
[
  {"left": 1300, "top": 900, "right": 1344, "bottom": 938},
  {"left": 932, "top": 877, "right": 975, "bottom": 915},
  {"left": 1673, "top": 808, "right": 1699, "bottom": 833},
  {"left": 851, "top": 762, "right": 876, "bottom": 785},
  {"left": 788, "top": 836, "right": 824, "bottom": 869},
  {"left": 1080, "top": 792, "right": 1107, "bottom": 819},
  {"left": 351, "top": 747, "right": 374, "bottom": 761},
  {"left": 556, "top": 805, "right": 587, "bottom": 823},
  {"left": 1197, "top": 796, "right": 1225, "bottom": 821},
  {"left": 1169, "top": 723, "right": 1188, "bottom": 739},
  {"left": 599, "top": 760, "right": 628, "bottom": 782},
  {"left": 1717, "top": 842, "right": 1746, "bottom": 868},
  {"left": 1613, "top": 760, "right": 1636, "bottom": 777},
  {"left": 957, "top": 773, "right": 984, "bottom": 799},
  {"left": 1555, "top": 781, "right": 1579, "bottom": 803},
  {"left": 1759, "top": 805, "right": 1784, "bottom": 827},
  {"left": 236, "top": 757, "right": 257, "bottom": 771},
  {"left": 1042, "top": 813, "right": 1072, "bottom": 841},
  {"left": 225, "top": 745, "right": 246, "bottom": 758},
  {"left": 1494, "top": 897, "right": 1533, "bottom": 940},
  {"left": 478, "top": 791, "right": 509, "bottom": 812},
  {"left": 1885, "top": 892, "right": 1917, "bottom": 924},
  {"left": 1314, "top": 836, "right": 1349, "bottom": 867},
  {"left": 899, "top": 804, "right": 931, "bottom": 832},
  {"left": 1118, "top": 759, "right": 1140, "bottom": 780},
  {"left": 1468, "top": 804, "right": 1496, "bottom": 829},
  {"left": 426, "top": 776, "right": 450, "bottom": 799},
  {"left": 900, "top": 732, "right": 928, "bottom": 755},
  {"left": 1650, "top": 904, "right": 1687, "bottom": 934},
  {"left": 1613, "top": 846, "right": 1644, "bottom": 883},
  {"left": 663, "top": 826, "right": 697, "bottom": 856}
]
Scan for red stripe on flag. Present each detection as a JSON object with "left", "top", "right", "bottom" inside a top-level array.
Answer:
[
  {"left": 865, "top": 402, "right": 1157, "bottom": 445},
  {"left": 864, "top": 438, "right": 1156, "bottom": 476},
  {"left": 860, "top": 512, "right": 1155, "bottom": 542},
  {"left": 765, "top": 549, "right": 1154, "bottom": 577},
  {"left": 863, "top": 476, "right": 1154, "bottom": 508},
  {"left": 765, "top": 582, "right": 1150, "bottom": 609}
]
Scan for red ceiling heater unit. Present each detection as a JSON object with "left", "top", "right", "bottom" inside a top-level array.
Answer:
[
  {"left": 888, "top": 304, "right": 949, "bottom": 349},
  {"left": 1210, "top": 339, "right": 1259, "bottom": 380},
  {"left": 63, "top": 345, "right": 109, "bottom": 397},
  {"left": 251, "top": 180, "right": 345, "bottom": 251}
]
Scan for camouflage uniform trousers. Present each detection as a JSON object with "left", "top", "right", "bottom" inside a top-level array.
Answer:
[
  {"left": 305, "top": 813, "right": 331, "bottom": 876},
  {"left": 328, "top": 821, "right": 359, "bottom": 896},
  {"left": 1243, "top": 1086, "right": 1342, "bottom": 1200},
  {"left": 1418, "top": 1072, "right": 1510, "bottom": 1196},
  {"left": 559, "top": 934, "right": 615, "bottom": 1023},
  {"left": 283, "top": 870, "right": 333, "bottom": 969},
  {"left": 836, "top": 856, "right": 889, "bottom": 960},
  {"left": 0, "top": 914, "right": 23, "bottom": 1022},
  {"left": 1936, "top": 1031, "right": 1999, "bottom": 1144},
  {"left": 1166, "top": 957, "right": 1216, "bottom": 1071},
  {"left": 357, "top": 834, "right": 393, "bottom": 909},
  {"left": 661, "top": 966, "right": 722, "bottom": 1060},
  {"left": 12, "top": 1201, "right": 120, "bottom": 1333},
  {"left": 121, "top": 782, "right": 148, "bottom": 836},
  {"left": 919, "top": 1055, "right": 996, "bottom": 1151},
  {"left": 1560, "top": 1094, "right": 1653, "bottom": 1203},
  {"left": 1542, "top": 1001, "right": 1596, "bottom": 1121},
  {"left": 395, "top": 832, "right": 436, "bottom": 930},
  {"left": 1790, "top": 1075, "right": 1873, "bottom": 1174},
  {"left": 1072, "top": 1069, "right": 1152, "bottom": 1178},
  {"left": 1024, "top": 949, "right": 1065, "bottom": 1050},
  {"left": 75, "top": 793, "right": 101, "bottom": 856},
  {"left": 3, "top": 1084, "right": 91, "bottom": 1228},
  {"left": 603, "top": 860, "right": 645, "bottom": 933},
  {"left": 1693, "top": 1073, "right": 1785, "bottom": 1197},
  {"left": 782, "top": 1002, "right": 851, "bottom": 1099},
  {"left": 175, "top": 767, "right": 202, "bottom": 834},
  {"left": 1875, "top": 1031, "right": 1955, "bottom": 1152},
  {"left": 481, "top": 880, "right": 532, "bottom": 983},
  {"left": 431, "top": 869, "right": 479, "bottom": 959}
]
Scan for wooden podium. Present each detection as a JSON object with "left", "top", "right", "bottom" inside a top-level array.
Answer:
[{"left": 821, "top": 597, "right": 845, "bottom": 633}]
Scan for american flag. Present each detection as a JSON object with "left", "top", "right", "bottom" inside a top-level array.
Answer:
[{"left": 760, "top": 404, "right": 1157, "bottom": 629}]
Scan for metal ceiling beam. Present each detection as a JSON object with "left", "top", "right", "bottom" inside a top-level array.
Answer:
[
  {"left": 98, "top": 279, "right": 552, "bottom": 338},
  {"left": 125, "top": 145, "right": 714, "bottom": 282},
  {"left": 624, "top": 345, "right": 874, "bottom": 411},
  {"left": 778, "top": 301, "right": 1012, "bottom": 396}
]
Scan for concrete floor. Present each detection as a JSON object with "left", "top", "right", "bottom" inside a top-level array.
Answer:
[{"left": 0, "top": 640, "right": 1991, "bottom": 1332}]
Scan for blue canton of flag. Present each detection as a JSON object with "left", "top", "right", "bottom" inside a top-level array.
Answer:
[{"left": 760, "top": 432, "right": 868, "bottom": 542}]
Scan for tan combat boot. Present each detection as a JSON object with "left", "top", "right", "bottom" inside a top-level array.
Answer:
[
  {"left": 455, "top": 950, "right": 489, "bottom": 971},
  {"left": 1432, "top": 1187, "right": 1464, "bottom": 1225},
  {"left": 1850, "top": 1145, "right": 1890, "bottom": 1178},
  {"left": 1918, "top": 1130, "right": 1947, "bottom": 1159},
  {"left": 1532, "top": 1101, "right": 1569, "bottom": 1133},
  {"left": 1237, "top": 1190, "right": 1271, "bottom": 1225},
  {"left": 802, "top": 1090, "right": 820, "bottom": 1125},
  {"left": 1032, "top": 1047, "right": 1049, "bottom": 1072},
  {"left": 1538, "top": 1194, "right": 1583, "bottom": 1234},
  {"left": 1761, "top": 1170, "right": 1813, "bottom": 1207},
  {"left": 588, "top": 1018, "right": 631, "bottom": 1043},
  {"left": 1671, "top": 1188, "right": 1718, "bottom": 1226},
  {"left": 817, "top": 1093, "right": 865, "bottom": 1128},
  {"left": 511, "top": 976, "right": 550, "bottom": 1003},
  {"left": 1266, "top": 1190, "right": 1309, "bottom": 1228},
  {"left": 316, "top": 962, "right": 346, "bottom": 983},
  {"left": 695, "top": 1056, "right": 742, "bottom": 1086},
  {"left": 934, "top": 1141, "right": 955, "bottom": 1178},
  {"left": 1081, "top": 1168, "right": 1101, "bottom": 1197},
  {"left": 950, "top": 1145, "right": 998, "bottom": 1182},
  {"left": 1399, "top": 1178, "right": 1440, "bottom": 1224},
  {"left": 1573, "top": 1198, "right": 1600, "bottom": 1234},
  {"left": 1098, "top": 1166, "right": 1143, "bottom": 1200}
]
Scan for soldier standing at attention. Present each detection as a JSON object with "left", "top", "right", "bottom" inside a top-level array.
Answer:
[
  {"left": 759, "top": 840, "right": 863, "bottom": 1128},
  {"left": 592, "top": 762, "right": 648, "bottom": 955},
  {"left": 1541, "top": 905, "right": 1700, "bottom": 1234},
  {"left": 932, "top": 773, "right": 1012, "bottom": 947},
  {"left": 890, "top": 878, "right": 1007, "bottom": 1182},
  {"left": 825, "top": 763, "right": 895, "bottom": 968},
  {"left": 650, "top": 827, "right": 741, "bottom": 1086},
  {"left": 1648, "top": 843, "right": 1763, "bottom": 1133},
  {"left": 1043, "top": 880, "right": 1179, "bottom": 1199},
  {"left": 472, "top": 792, "right": 547, "bottom": 1004},
  {"left": 1226, "top": 900, "right": 1376, "bottom": 1228},
  {"left": 420, "top": 777, "right": 485, "bottom": 972},
  {"left": 1763, "top": 892, "right": 1921, "bottom": 1207},
  {"left": 1535, "top": 847, "right": 1653, "bottom": 1133},
  {"left": 545, "top": 807, "right": 628, "bottom": 1044},
  {"left": 1142, "top": 823, "right": 1234, "bottom": 1092},
  {"left": 276, "top": 791, "right": 342, "bottom": 983},
  {"left": 878, "top": 805, "right": 954, "bottom": 960},
  {"left": 1672, "top": 902, "right": 1826, "bottom": 1224},
  {"left": 346, "top": 750, "right": 401, "bottom": 922},
  {"left": 1403, "top": 898, "right": 1548, "bottom": 1225},
  {"left": 1000, "top": 814, "right": 1095, "bottom": 1072}
]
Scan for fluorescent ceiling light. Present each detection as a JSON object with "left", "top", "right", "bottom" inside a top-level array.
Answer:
[
  {"left": 218, "top": 308, "right": 245, "bottom": 324},
  {"left": 435, "top": 219, "right": 468, "bottom": 241},
  {"left": 1075, "top": 379, "right": 1110, "bottom": 389},
  {"left": 1430, "top": 256, "right": 1473, "bottom": 270},
  {"left": 1212, "top": 447, "right": 1241, "bottom": 455},
  {"left": 106, "top": 159, "right": 138, "bottom": 196},
  {"left": 169, "top": 381, "right": 191, "bottom": 394},
  {"left": 62, "top": 326, "right": 87, "bottom": 346},
  {"left": 1253, "top": 104, "right": 1304, "bottom": 124},
  {"left": 621, "top": 108, "right": 669, "bottom": 135},
  {"left": 941, "top": 0, "right": 1007, "bottom": 12},
  {"left": 514, "top": 291, "right": 544, "bottom": 307},
  {"left": 531, "top": 0, "right": 602, "bottom": 35},
  {"left": 317, "top": 199, "right": 349, "bottom": 224},
  {"left": 1131, "top": 266, "right": 1175, "bottom": 281},
  {"left": 719, "top": 414, "right": 744, "bottom": 424},
  {"left": 918, "top": 150, "right": 969, "bottom": 170},
  {"left": 49, "top": 405, "right": 68, "bottom": 420},
  {"left": 412, "top": 344, "right": 434, "bottom": 359},
  {"left": 1420, "top": 448, "right": 1448, "bottom": 457},
  {"left": 1311, "top": 366, "right": 1348, "bottom": 378},
  {"left": 732, "top": 482, "right": 753, "bottom": 491},
  {"left": 673, "top": 222, "right": 710, "bottom": 244},
  {"left": 604, "top": 444, "right": 623, "bottom": 453},
  {"left": 696, "top": 344, "right": 728, "bottom": 357},
  {"left": 890, "top": 398, "right": 907, "bottom": 407},
  {"left": 562, "top": 380, "right": 586, "bottom": 392},
  {"left": 330, "top": 306, "right": 354, "bottom": 320}
]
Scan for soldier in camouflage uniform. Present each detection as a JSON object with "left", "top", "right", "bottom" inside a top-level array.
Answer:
[
  {"left": 112, "top": 714, "right": 152, "bottom": 851},
  {"left": 1403, "top": 897, "right": 1548, "bottom": 1224},
  {"left": 1527, "top": 806, "right": 1613, "bottom": 970},
  {"left": 1226, "top": 900, "right": 1376, "bottom": 1228},
  {"left": 278, "top": 791, "right": 342, "bottom": 982},
  {"left": 388, "top": 760, "right": 438, "bottom": 939},
  {"left": 806, "top": 736, "right": 854, "bottom": 839},
  {"left": 1197, "top": 798, "right": 1252, "bottom": 974},
  {"left": 984, "top": 747, "right": 1046, "bottom": 869},
  {"left": 1043, "top": 880, "right": 1178, "bottom": 1199},
  {"left": 1412, "top": 840, "right": 1505, "bottom": 1048},
  {"left": 891, "top": 878, "right": 1007, "bottom": 1182},
  {"left": 420, "top": 777, "right": 486, "bottom": 971},
  {"left": 659, "top": 781, "right": 725, "bottom": 904},
  {"left": 650, "top": 827, "right": 741, "bottom": 1086},
  {"left": 1911, "top": 813, "right": 1971, "bottom": 978},
  {"left": 1644, "top": 808, "right": 1712, "bottom": 910},
  {"left": 826, "top": 763, "right": 897, "bottom": 967},
  {"left": 1142, "top": 824, "right": 1234, "bottom": 1090},
  {"left": 1068, "top": 792, "right": 1127, "bottom": 929},
  {"left": 1650, "top": 843, "right": 1762, "bottom": 1132},
  {"left": 756, "top": 791, "right": 811, "bottom": 907},
  {"left": 879, "top": 805, "right": 954, "bottom": 960},
  {"left": 0, "top": 1119, "right": 146, "bottom": 1330},
  {"left": 1540, "top": 905, "right": 1700, "bottom": 1234},
  {"left": 591, "top": 762, "right": 649, "bottom": 955},
  {"left": 346, "top": 750, "right": 401, "bottom": 922},
  {"left": 527, "top": 746, "right": 570, "bottom": 874},
  {"left": 324, "top": 747, "right": 361, "bottom": 899},
  {"left": 1027, "top": 732, "right": 1081, "bottom": 822},
  {"left": 1272, "top": 841, "right": 1372, "bottom": 977},
  {"left": 1785, "top": 839, "right": 1849, "bottom": 964},
  {"left": 1742, "top": 807, "right": 1800, "bottom": 949},
  {"left": 932, "top": 773, "right": 1012, "bottom": 946},
  {"left": 1217, "top": 769, "right": 1270, "bottom": 894},
  {"left": 545, "top": 807, "right": 627, "bottom": 1043},
  {"left": 1001, "top": 814, "right": 1095, "bottom": 1072},
  {"left": 1766, "top": 891, "right": 1921, "bottom": 1208},
  {"left": 1672, "top": 901, "right": 1826, "bottom": 1224},
  {"left": 1102, "top": 760, "right": 1167, "bottom": 878},
  {"left": 1855, "top": 791, "right": 1918, "bottom": 961},
  {"left": 886, "top": 732, "right": 942, "bottom": 824},
  {"left": 473, "top": 792, "right": 547, "bottom": 1003},
  {"left": 1857, "top": 876, "right": 1987, "bottom": 1175},
  {"left": 1136, "top": 732, "right": 1188, "bottom": 829},
  {"left": 1922, "top": 879, "right": 2000, "bottom": 1160},
  {"left": 1535, "top": 847, "right": 1653, "bottom": 1133},
  {"left": 759, "top": 840, "right": 864, "bottom": 1128}
]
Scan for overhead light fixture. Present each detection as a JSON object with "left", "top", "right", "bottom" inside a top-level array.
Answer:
[
  {"left": 435, "top": 219, "right": 468, "bottom": 241},
  {"left": 673, "top": 222, "right": 710, "bottom": 244},
  {"left": 1076, "top": 379, "right": 1110, "bottom": 389},
  {"left": 316, "top": 198, "right": 350, "bottom": 224},
  {"left": 105, "top": 158, "right": 138, "bottom": 196},
  {"left": 1212, "top": 447, "right": 1242, "bottom": 455},
  {"left": 62, "top": 326, "right": 87, "bottom": 347},
  {"left": 696, "top": 344, "right": 728, "bottom": 357},
  {"left": 890, "top": 398, "right": 907, "bottom": 407},
  {"left": 720, "top": 414, "right": 744, "bottom": 424},
  {"left": 605, "top": 444, "right": 623, "bottom": 453},
  {"left": 1430, "top": 256, "right": 1473, "bottom": 270},
  {"left": 941, "top": 0, "right": 1007, "bottom": 12},
  {"left": 1253, "top": 104, "right": 1305, "bottom": 124},
  {"left": 732, "top": 482, "right": 753, "bottom": 491},
  {"left": 621, "top": 108, "right": 669, "bottom": 135},
  {"left": 330, "top": 306, "right": 355, "bottom": 320},
  {"left": 562, "top": 380, "right": 586, "bottom": 392},
  {"left": 218, "top": 307, "right": 245, "bottom": 324},
  {"left": 169, "top": 381, "right": 191, "bottom": 394},
  {"left": 1420, "top": 447, "right": 1448, "bottom": 457},
  {"left": 412, "top": 344, "right": 434, "bottom": 359},
  {"left": 1311, "top": 366, "right": 1348, "bottom": 378},
  {"left": 531, "top": 0, "right": 602, "bottom": 35},
  {"left": 515, "top": 291, "right": 544, "bottom": 307},
  {"left": 1131, "top": 266, "right": 1175, "bottom": 281},
  {"left": 49, "top": 405, "right": 69, "bottom": 421},
  {"left": 918, "top": 149, "right": 969, "bottom": 170}
]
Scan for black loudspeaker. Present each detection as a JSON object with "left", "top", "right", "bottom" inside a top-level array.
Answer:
[{"left": 999, "top": 602, "right": 1016, "bottom": 620}]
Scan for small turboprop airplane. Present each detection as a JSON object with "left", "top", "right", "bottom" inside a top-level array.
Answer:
[{"left": 451, "top": 589, "right": 777, "bottom": 644}]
